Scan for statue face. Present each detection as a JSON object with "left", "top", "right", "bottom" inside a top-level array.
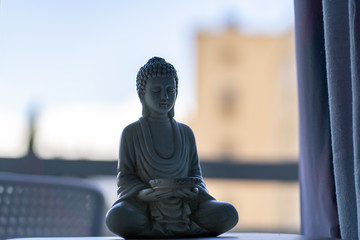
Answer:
[{"left": 144, "top": 76, "right": 176, "bottom": 117}]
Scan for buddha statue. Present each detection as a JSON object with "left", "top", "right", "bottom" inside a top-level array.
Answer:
[{"left": 105, "top": 57, "right": 238, "bottom": 238}]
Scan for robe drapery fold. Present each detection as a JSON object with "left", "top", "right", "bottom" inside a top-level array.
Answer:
[
  {"left": 115, "top": 117, "right": 213, "bottom": 234},
  {"left": 117, "top": 117, "right": 210, "bottom": 201}
]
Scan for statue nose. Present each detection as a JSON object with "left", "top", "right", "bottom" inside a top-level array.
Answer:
[{"left": 161, "top": 91, "right": 169, "bottom": 100}]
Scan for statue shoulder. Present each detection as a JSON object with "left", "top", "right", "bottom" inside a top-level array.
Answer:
[
  {"left": 121, "top": 120, "right": 141, "bottom": 139},
  {"left": 179, "top": 123, "right": 194, "bottom": 134},
  {"left": 176, "top": 121, "right": 196, "bottom": 140}
]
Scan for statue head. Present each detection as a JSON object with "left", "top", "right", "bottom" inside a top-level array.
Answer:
[{"left": 136, "top": 57, "right": 178, "bottom": 118}]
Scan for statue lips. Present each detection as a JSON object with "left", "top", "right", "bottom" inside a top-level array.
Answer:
[{"left": 159, "top": 102, "right": 169, "bottom": 109}]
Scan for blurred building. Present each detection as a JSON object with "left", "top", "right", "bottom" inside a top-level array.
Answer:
[
  {"left": 188, "top": 26, "right": 300, "bottom": 233},
  {"left": 190, "top": 27, "right": 298, "bottom": 162}
]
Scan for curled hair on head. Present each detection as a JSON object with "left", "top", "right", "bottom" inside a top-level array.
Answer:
[{"left": 136, "top": 57, "right": 178, "bottom": 118}]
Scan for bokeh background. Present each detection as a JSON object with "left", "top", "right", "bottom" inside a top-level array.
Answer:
[{"left": 0, "top": 0, "right": 298, "bottom": 234}]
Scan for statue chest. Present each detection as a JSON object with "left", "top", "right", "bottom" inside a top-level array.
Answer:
[{"left": 149, "top": 122, "right": 175, "bottom": 159}]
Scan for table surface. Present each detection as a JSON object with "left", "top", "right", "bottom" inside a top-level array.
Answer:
[{"left": 7, "top": 233, "right": 341, "bottom": 240}]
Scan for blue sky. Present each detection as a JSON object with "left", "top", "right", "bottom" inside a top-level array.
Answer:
[
  {"left": 0, "top": 0, "right": 294, "bottom": 158},
  {"left": 0, "top": 0, "right": 294, "bottom": 113}
]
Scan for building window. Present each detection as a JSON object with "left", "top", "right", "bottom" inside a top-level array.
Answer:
[
  {"left": 220, "top": 45, "right": 237, "bottom": 65},
  {"left": 220, "top": 86, "right": 237, "bottom": 116}
]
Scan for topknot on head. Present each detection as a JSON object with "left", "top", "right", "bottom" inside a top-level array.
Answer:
[
  {"left": 136, "top": 57, "right": 178, "bottom": 97},
  {"left": 148, "top": 56, "right": 166, "bottom": 64}
]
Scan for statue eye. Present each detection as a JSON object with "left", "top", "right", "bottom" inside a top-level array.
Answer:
[
  {"left": 151, "top": 87, "right": 161, "bottom": 93},
  {"left": 167, "top": 87, "right": 175, "bottom": 93}
]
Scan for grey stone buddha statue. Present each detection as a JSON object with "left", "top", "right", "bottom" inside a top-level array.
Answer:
[{"left": 105, "top": 57, "right": 238, "bottom": 238}]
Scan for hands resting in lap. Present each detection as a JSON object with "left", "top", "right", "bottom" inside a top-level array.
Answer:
[{"left": 138, "top": 187, "right": 199, "bottom": 202}]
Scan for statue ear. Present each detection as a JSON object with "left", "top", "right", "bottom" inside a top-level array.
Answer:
[
  {"left": 139, "top": 95, "right": 150, "bottom": 117},
  {"left": 168, "top": 93, "right": 177, "bottom": 118},
  {"left": 168, "top": 107, "right": 175, "bottom": 118}
]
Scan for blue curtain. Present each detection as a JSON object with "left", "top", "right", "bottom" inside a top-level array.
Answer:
[{"left": 294, "top": 0, "right": 360, "bottom": 239}]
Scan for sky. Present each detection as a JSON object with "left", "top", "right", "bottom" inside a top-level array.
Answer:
[{"left": 0, "top": 0, "right": 294, "bottom": 159}]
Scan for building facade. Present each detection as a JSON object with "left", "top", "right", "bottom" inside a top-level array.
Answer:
[{"left": 190, "top": 27, "right": 298, "bottom": 162}]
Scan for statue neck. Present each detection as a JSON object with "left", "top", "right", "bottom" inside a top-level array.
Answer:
[{"left": 147, "top": 115, "right": 171, "bottom": 123}]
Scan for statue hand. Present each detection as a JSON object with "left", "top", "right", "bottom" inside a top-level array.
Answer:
[
  {"left": 175, "top": 187, "right": 199, "bottom": 200},
  {"left": 138, "top": 188, "right": 173, "bottom": 202}
]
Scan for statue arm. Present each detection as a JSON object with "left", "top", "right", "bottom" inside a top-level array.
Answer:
[
  {"left": 184, "top": 124, "right": 214, "bottom": 200},
  {"left": 116, "top": 124, "right": 147, "bottom": 201},
  {"left": 186, "top": 125, "right": 203, "bottom": 178}
]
